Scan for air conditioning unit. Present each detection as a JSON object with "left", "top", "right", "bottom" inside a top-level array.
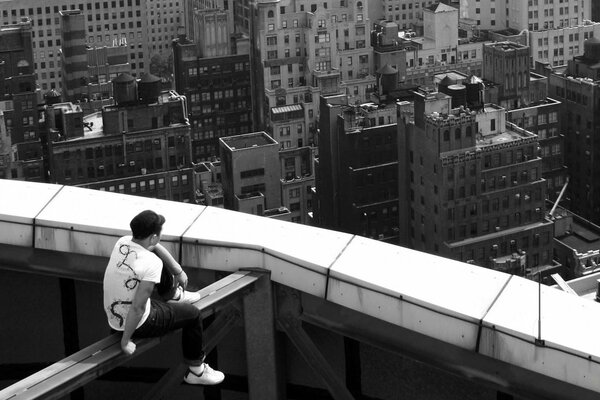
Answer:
[{"left": 129, "top": 161, "right": 135, "bottom": 166}]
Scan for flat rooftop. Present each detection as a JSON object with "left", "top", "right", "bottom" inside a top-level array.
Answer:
[
  {"left": 221, "top": 131, "right": 277, "bottom": 151},
  {"left": 477, "top": 123, "right": 535, "bottom": 147},
  {"left": 82, "top": 112, "right": 104, "bottom": 139},
  {"left": 558, "top": 223, "right": 600, "bottom": 254}
]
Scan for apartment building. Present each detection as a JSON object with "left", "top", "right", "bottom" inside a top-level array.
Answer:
[
  {"left": 172, "top": 1, "right": 253, "bottom": 163},
  {"left": 369, "top": 0, "right": 439, "bottom": 32},
  {"left": 463, "top": 0, "right": 590, "bottom": 31},
  {"left": 316, "top": 86, "right": 400, "bottom": 243},
  {"left": 59, "top": 9, "right": 130, "bottom": 107},
  {"left": 0, "top": 19, "right": 43, "bottom": 181},
  {"left": 394, "top": 3, "right": 485, "bottom": 86},
  {"left": 544, "top": 37, "right": 600, "bottom": 225},
  {"left": 45, "top": 75, "right": 195, "bottom": 202},
  {"left": 397, "top": 90, "right": 554, "bottom": 275},
  {"left": 146, "top": 0, "right": 184, "bottom": 58},
  {"left": 236, "top": 0, "right": 374, "bottom": 149},
  {"left": 528, "top": 20, "right": 600, "bottom": 66},
  {"left": 0, "top": 0, "right": 182, "bottom": 92}
]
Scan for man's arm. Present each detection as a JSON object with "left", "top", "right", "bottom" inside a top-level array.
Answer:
[
  {"left": 153, "top": 243, "right": 188, "bottom": 289},
  {"left": 121, "top": 280, "right": 155, "bottom": 355}
]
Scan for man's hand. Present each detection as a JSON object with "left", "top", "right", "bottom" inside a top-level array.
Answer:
[
  {"left": 121, "top": 339, "right": 136, "bottom": 355},
  {"left": 175, "top": 270, "right": 188, "bottom": 289}
]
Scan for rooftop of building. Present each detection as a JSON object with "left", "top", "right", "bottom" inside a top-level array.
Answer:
[
  {"left": 81, "top": 112, "right": 104, "bottom": 139},
  {"left": 484, "top": 41, "right": 528, "bottom": 51},
  {"left": 553, "top": 207, "right": 600, "bottom": 254},
  {"left": 263, "top": 207, "right": 291, "bottom": 217},
  {"left": 220, "top": 131, "right": 277, "bottom": 151},
  {"left": 426, "top": 2, "right": 456, "bottom": 13}
]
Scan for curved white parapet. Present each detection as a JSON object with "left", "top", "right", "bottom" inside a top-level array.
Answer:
[
  {"left": 1, "top": 178, "right": 600, "bottom": 395},
  {"left": 0, "top": 180, "right": 63, "bottom": 246}
]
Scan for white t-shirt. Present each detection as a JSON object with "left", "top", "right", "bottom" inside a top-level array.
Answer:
[{"left": 103, "top": 236, "right": 162, "bottom": 331}]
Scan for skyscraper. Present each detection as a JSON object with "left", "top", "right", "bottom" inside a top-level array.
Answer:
[{"left": 0, "top": 18, "right": 42, "bottom": 181}]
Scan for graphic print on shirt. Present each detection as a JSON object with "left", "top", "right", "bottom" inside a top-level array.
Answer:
[
  {"left": 117, "top": 244, "right": 141, "bottom": 290},
  {"left": 108, "top": 244, "right": 140, "bottom": 328},
  {"left": 109, "top": 300, "right": 132, "bottom": 328}
]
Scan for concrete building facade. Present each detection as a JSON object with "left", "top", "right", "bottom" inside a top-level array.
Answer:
[
  {"left": 173, "top": 35, "right": 252, "bottom": 162},
  {"left": 172, "top": 2, "right": 253, "bottom": 163},
  {"left": 59, "top": 9, "right": 130, "bottom": 108},
  {"left": 393, "top": 3, "right": 485, "bottom": 86},
  {"left": 545, "top": 37, "right": 600, "bottom": 225},
  {"left": 45, "top": 75, "right": 195, "bottom": 202},
  {"left": 0, "top": 0, "right": 184, "bottom": 92},
  {"left": 462, "top": 0, "right": 590, "bottom": 32},
  {"left": 398, "top": 90, "right": 554, "bottom": 275},
  {"left": 219, "top": 131, "right": 282, "bottom": 215},
  {"left": 238, "top": 0, "right": 375, "bottom": 149}
]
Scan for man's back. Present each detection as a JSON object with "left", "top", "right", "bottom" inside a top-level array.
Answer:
[{"left": 103, "top": 236, "right": 162, "bottom": 331}]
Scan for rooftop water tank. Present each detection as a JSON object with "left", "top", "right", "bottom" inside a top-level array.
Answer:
[
  {"left": 44, "top": 89, "right": 62, "bottom": 106},
  {"left": 112, "top": 73, "right": 137, "bottom": 105},
  {"left": 446, "top": 84, "right": 467, "bottom": 108},
  {"left": 584, "top": 37, "right": 600, "bottom": 61},
  {"left": 138, "top": 73, "right": 162, "bottom": 104},
  {"left": 377, "top": 64, "right": 398, "bottom": 95}
]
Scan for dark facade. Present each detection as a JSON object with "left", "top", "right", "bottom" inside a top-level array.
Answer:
[
  {"left": 593, "top": 2, "right": 600, "bottom": 24},
  {"left": 398, "top": 91, "right": 554, "bottom": 275},
  {"left": 172, "top": 34, "right": 253, "bottom": 163},
  {"left": 0, "top": 19, "right": 42, "bottom": 181},
  {"left": 45, "top": 75, "right": 195, "bottom": 202},
  {"left": 316, "top": 94, "right": 399, "bottom": 242},
  {"left": 546, "top": 38, "right": 600, "bottom": 225},
  {"left": 279, "top": 146, "right": 314, "bottom": 224}
]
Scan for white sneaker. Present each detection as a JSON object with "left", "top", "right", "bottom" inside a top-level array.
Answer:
[
  {"left": 184, "top": 363, "right": 225, "bottom": 385},
  {"left": 168, "top": 286, "right": 201, "bottom": 304}
]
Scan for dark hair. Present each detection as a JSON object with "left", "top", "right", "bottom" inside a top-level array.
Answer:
[{"left": 130, "top": 210, "right": 165, "bottom": 239}]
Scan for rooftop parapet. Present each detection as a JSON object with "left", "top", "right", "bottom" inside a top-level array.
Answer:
[{"left": 2, "top": 179, "right": 600, "bottom": 399}]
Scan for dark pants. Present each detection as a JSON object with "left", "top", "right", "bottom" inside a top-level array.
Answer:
[{"left": 133, "top": 268, "right": 205, "bottom": 366}]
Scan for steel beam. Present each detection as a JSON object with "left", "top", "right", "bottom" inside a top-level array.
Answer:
[
  {"left": 242, "top": 270, "right": 284, "bottom": 400},
  {"left": 277, "top": 286, "right": 355, "bottom": 400}
]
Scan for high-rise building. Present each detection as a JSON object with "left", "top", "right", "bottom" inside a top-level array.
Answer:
[
  {"left": 59, "top": 9, "right": 130, "bottom": 109},
  {"left": 172, "top": 3, "right": 253, "bottom": 162},
  {"left": 544, "top": 37, "right": 600, "bottom": 225},
  {"left": 315, "top": 89, "right": 400, "bottom": 242},
  {"left": 219, "top": 131, "right": 283, "bottom": 216},
  {"left": 0, "top": 0, "right": 184, "bottom": 91},
  {"left": 0, "top": 18, "right": 42, "bottom": 181},
  {"left": 44, "top": 74, "right": 196, "bottom": 202},
  {"left": 397, "top": 90, "right": 554, "bottom": 275},
  {"left": 237, "top": 0, "right": 375, "bottom": 149},
  {"left": 462, "top": 0, "right": 590, "bottom": 32}
]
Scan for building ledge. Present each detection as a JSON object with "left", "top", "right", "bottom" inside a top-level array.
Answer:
[{"left": 1, "top": 179, "right": 600, "bottom": 397}]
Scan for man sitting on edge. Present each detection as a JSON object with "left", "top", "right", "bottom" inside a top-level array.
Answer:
[{"left": 103, "top": 209, "right": 225, "bottom": 385}]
